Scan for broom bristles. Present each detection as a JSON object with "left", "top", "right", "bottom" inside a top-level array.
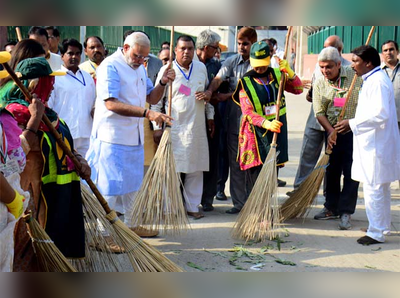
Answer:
[
  {"left": 131, "top": 127, "right": 189, "bottom": 234},
  {"left": 280, "top": 154, "right": 329, "bottom": 220},
  {"left": 23, "top": 213, "right": 77, "bottom": 272},
  {"left": 78, "top": 183, "right": 127, "bottom": 272},
  {"left": 232, "top": 148, "right": 282, "bottom": 242},
  {"left": 105, "top": 210, "right": 184, "bottom": 272}
]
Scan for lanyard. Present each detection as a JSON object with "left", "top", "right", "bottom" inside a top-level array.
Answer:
[
  {"left": 361, "top": 68, "right": 381, "bottom": 89},
  {"left": 259, "top": 78, "right": 271, "bottom": 100},
  {"left": 90, "top": 62, "right": 97, "bottom": 71},
  {"left": 67, "top": 71, "right": 86, "bottom": 86},
  {"left": 384, "top": 64, "right": 399, "bottom": 83},
  {"left": 174, "top": 61, "right": 193, "bottom": 81},
  {"left": 364, "top": 68, "right": 381, "bottom": 81},
  {"left": 327, "top": 76, "right": 347, "bottom": 95}
]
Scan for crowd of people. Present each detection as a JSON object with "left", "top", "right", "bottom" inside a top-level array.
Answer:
[{"left": 0, "top": 26, "right": 399, "bottom": 271}]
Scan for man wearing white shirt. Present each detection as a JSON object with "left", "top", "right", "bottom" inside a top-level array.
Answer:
[
  {"left": 381, "top": 40, "right": 400, "bottom": 131},
  {"left": 336, "top": 45, "right": 400, "bottom": 245},
  {"left": 28, "top": 26, "right": 62, "bottom": 71},
  {"left": 151, "top": 35, "right": 214, "bottom": 219},
  {"left": 48, "top": 39, "right": 96, "bottom": 157},
  {"left": 86, "top": 32, "right": 174, "bottom": 237},
  {"left": 269, "top": 38, "right": 284, "bottom": 69}
]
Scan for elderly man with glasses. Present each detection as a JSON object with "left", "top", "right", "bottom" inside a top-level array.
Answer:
[{"left": 86, "top": 32, "right": 175, "bottom": 237}]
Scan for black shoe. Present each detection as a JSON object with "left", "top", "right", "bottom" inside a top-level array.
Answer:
[
  {"left": 215, "top": 191, "right": 228, "bottom": 201},
  {"left": 286, "top": 189, "right": 296, "bottom": 196},
  {"left": 277, "top": 179, "right": 287, "bottom": 187},
  {"left": 357, "top": 236, "right": 383, "bottom": 246},
  {"left": 202, "top": 204, "right": 214, "bottom": 212},
  {"left": 225, "top": 207, "right": 241, "bottom": 214}
]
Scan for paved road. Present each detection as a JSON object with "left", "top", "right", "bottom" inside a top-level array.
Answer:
[{"left": 145, "top": 92, "right": 400, "bottom": 272}]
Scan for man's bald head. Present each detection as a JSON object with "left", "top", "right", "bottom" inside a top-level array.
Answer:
[{"left": 324, "top": 35, "right": 344, "bottom": 54}]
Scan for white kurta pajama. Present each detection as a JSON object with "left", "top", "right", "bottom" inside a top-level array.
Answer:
[
  {"left": 86, "top": 48, "right": 154, "bottom": 220},
  {"left": 349, "top": 67, "right": 400, "bottom": 242},
  {"left": 153, "top": 60, "right": 214, "bottom": 212},
  {"left": 48, "top": 66, "right": 96, "bottom": 157}
]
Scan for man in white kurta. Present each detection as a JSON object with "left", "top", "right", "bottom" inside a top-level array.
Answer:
[
  {"left": 152, "top": 35, "right": 214, "bottom": 218},
  {"left": 86, "top": 32, "right": 174, "bottom": 236},
  {"left": 48, "top": 39, "right": 96, "bottom": 157},
  {"left": 337, "top": 45, "right": 400, "bottom": 245}
]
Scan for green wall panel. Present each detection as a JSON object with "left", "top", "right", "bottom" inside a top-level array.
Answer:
[
  {"left": 343, "top": 26, "right": 352, "bottom": 53},
  {"left": 363, "top": 26, "right": 378, "bottom": 48},
  {"left": 378, "top": 26, "right": 396, "bottom": 49},
  {"left": 329, "top": 26, "right": 335, "bottom": 37},
  {"left": 6, "top": 26, "right": 195, "bottom": 56},
  {"left": 351, "top": 26, "right": 363, "bottom": 49},
  {"left": 307, "top": 26, "right": 399, "bottom": 54}
]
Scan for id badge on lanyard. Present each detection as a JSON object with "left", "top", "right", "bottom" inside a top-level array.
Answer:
[{"left": 264, "top": 105, "right": 277, "bottom": 117}]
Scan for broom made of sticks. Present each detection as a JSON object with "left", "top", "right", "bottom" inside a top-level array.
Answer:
[
  {"left": 232, "top": 26, "right": 293, "bottom": 242},
  {"left": 73, "top": 182, "right": 127, "bottom": 272},
  {"left": 0, "top": 51, "right": 184, "bottom": 272},
  {"left": 22, "top": 212, "right": 78, "bottom": 272},
  {"left": 279, "top": 26, "right": 376, "bottom": 221},
  {"left": 131, "top": 26, "right": 189, "bottom": 234}
]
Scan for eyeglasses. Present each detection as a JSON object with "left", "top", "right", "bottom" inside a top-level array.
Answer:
[
  {"left": 208, "top": 45, "right": 219, "bottom": 50},
  {"left": 132, "top": 53, "right": 149, "bottom": 62}
]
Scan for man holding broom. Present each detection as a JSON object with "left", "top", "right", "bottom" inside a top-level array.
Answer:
[
  {"left": 336, "top": 45, "right": 400, "bottom": 245},
  {"left": 287, "top": 36, "right": 351, "bottom": 196},
  {"left": 86, "top": 32, "right": 175, "bottom": 237},
  {"left": 151, "top": 35, "right": 213, "bottom": 219},
  {"left": 313, "top": 47, "right": 362, "bottom": 230}
]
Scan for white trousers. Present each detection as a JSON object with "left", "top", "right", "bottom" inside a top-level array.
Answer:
[
  {"left": 74, "top": 137, "right": 90, "bottom": 158},
  {"left": 181, "top": 171, "right": 203, "bottom": 213},
  {"left": 363, "top": 183, "right": 391, "bottom": 242},
  {"left": 104, "top": 191, "right": 138, "bottom": 227}
]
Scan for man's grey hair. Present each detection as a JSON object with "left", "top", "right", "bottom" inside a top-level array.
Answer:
[
  {"left": 124, "top": 32, "right": 150, "bottom": 48},
  {"left": 196, "top": 29, "right": 221, "bottom": 50},
  {"left": 318, "top": 46, "right": 341, "bottom": 64}
]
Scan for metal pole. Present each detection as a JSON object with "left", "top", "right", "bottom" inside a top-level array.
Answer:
[
  {"left": 234, "top": 26, "right": 238, "bottom": 53},
  {"left": 80, "top": 26, "right": 86, "bottom": 62}
]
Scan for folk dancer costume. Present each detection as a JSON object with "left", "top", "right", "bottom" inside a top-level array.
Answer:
[
  {"left": 349, "top": 66, "right": 400, "bottom": 243},
  {"left": 152, "top": 59, "right": 213, "bottom": 213},
  {"left": 233, "top": 41, "right": 303, "bottom": 196},
  {"left": 48, "top": 65, "right": 96, "bottom": 157},
  {"left": 0, "top": 58, "right": 85, "bottom": 271}
]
